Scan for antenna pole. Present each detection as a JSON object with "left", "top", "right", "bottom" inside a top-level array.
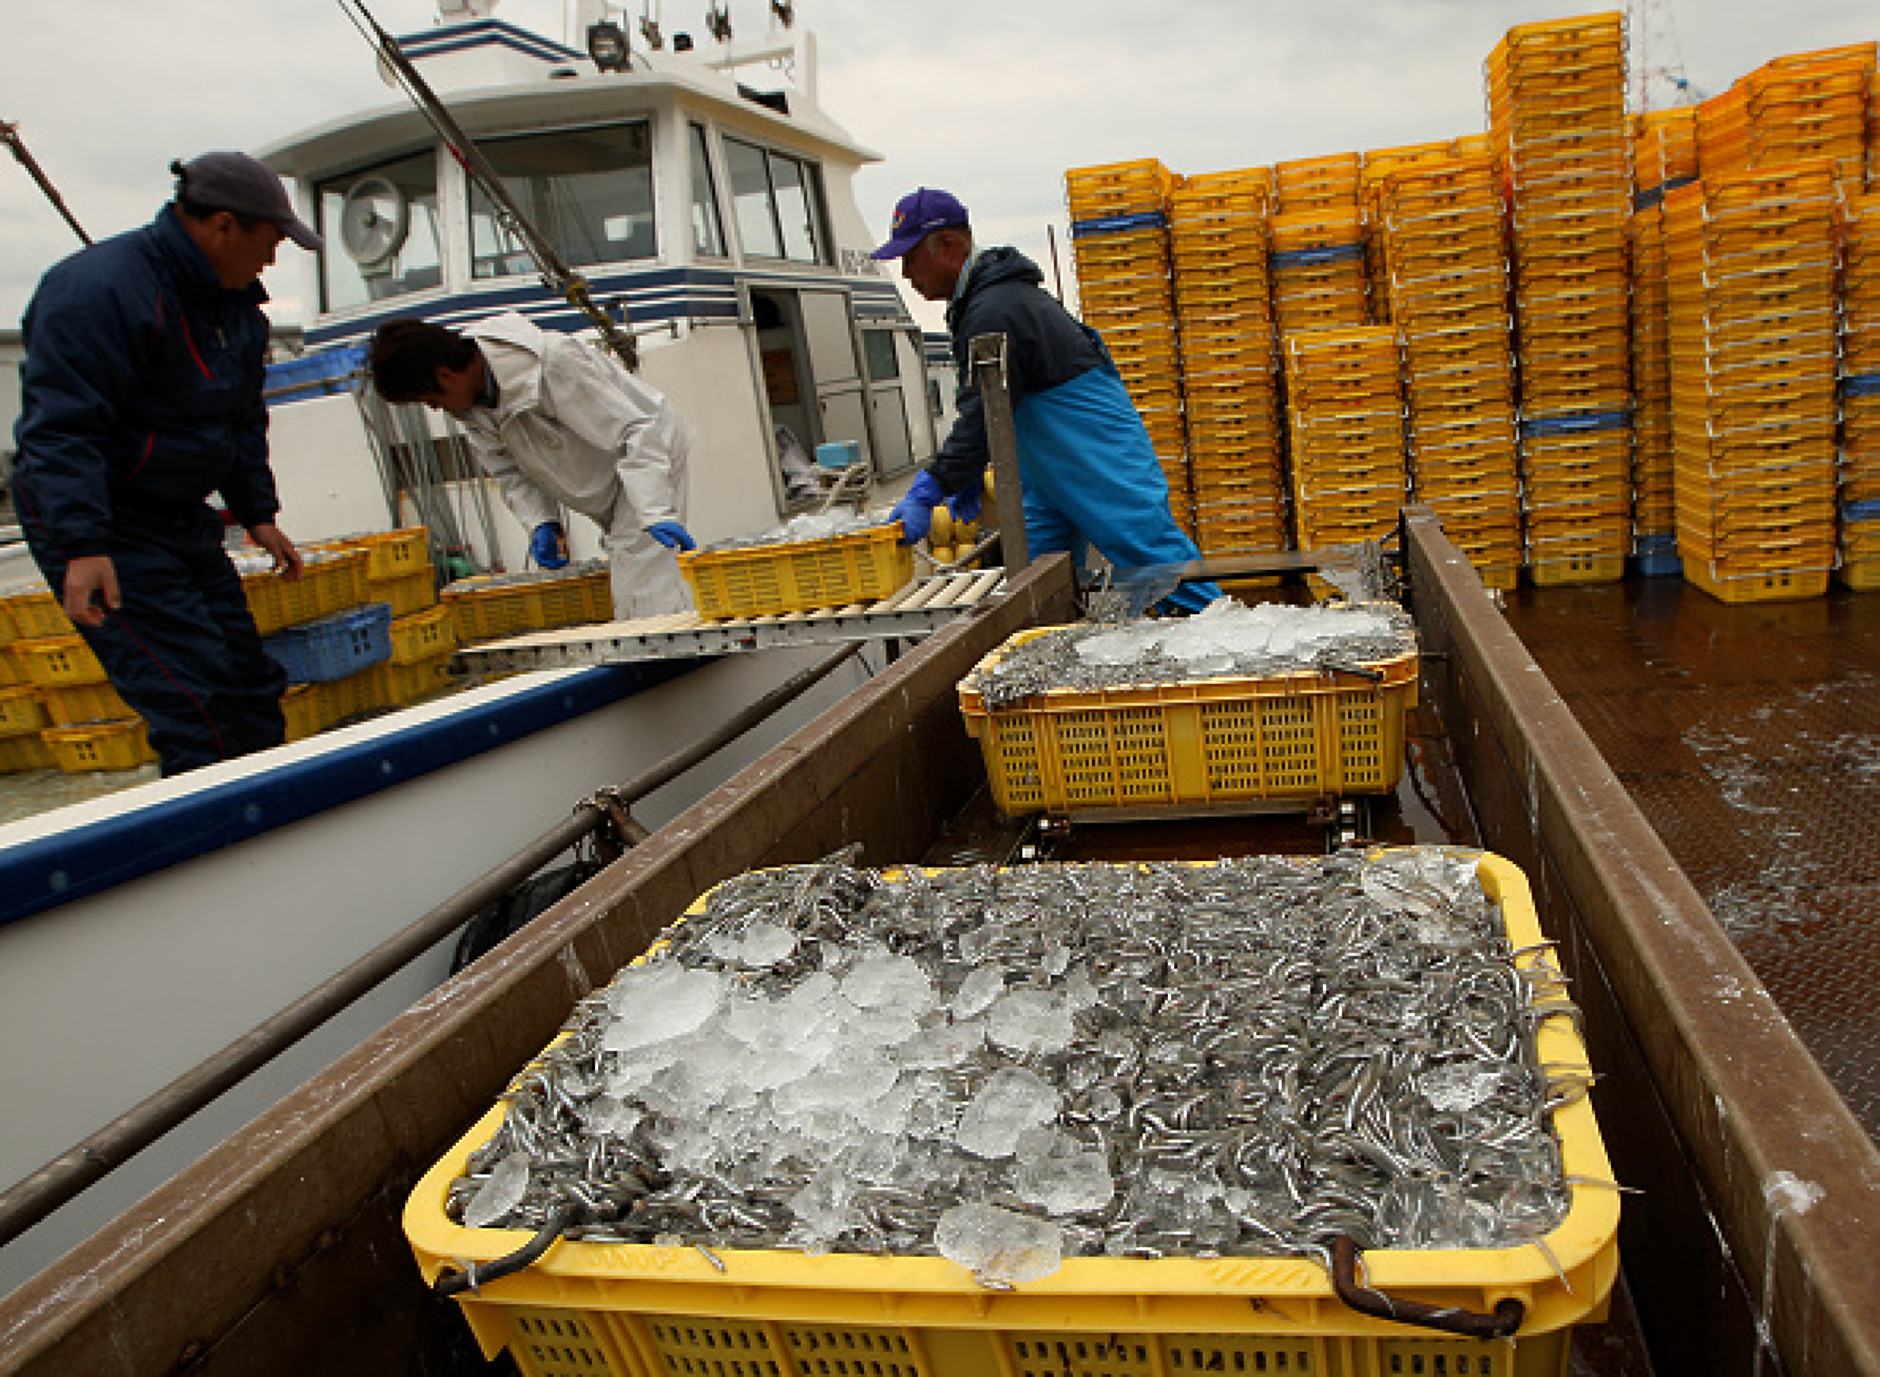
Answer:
[{"left": 2, "top": 119, "right": 92, "bottom": 246}]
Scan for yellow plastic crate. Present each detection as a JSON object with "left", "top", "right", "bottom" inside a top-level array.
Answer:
[
  {"left": 34, "top": 680, "right": 133, "bottom": 727},
  {"left": 11, "top": 635, "right": 107, "bottom": 689},
  {"left": 389, "top": 604, "right": 459, "bottom": 667},
  {"left": 42, "top": 718, "right": 156, "bottom": 773},
  {"left": 443, "top": 566, "right": 614, "bottom": 645},
  {"left": 0, "top": 685, "right": 46, "bottom": 738},
  {"left": 0, "top": 733, "right": 56, "bottom": 773},
  {"left": 369, "top": 649, "right": 458, "bottom": 711},
  {"left": 243, "top": 548, "right": 369, "bottom": 636},
  {"left": 680, "top": 524, "right": 914, "bottom": 621},
  {"left": 405, "top": 852, "right": 1616, "bottom": 1377},
  {"left": 0, "top": 584, "right": 72, "bottom": 640},
  {"left": 370, "top": 570, "right": 440, "bottom": 618},
  {"left": 957, "top": 626, "right": 1418, "bottom": 815},
  {"left": 323, "top": 526, "right": 430, "bottom": 581}
]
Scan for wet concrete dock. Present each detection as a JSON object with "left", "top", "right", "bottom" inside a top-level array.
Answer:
[{"left": 1500, "top": 576, "right": 1880, "bottom": 1142}]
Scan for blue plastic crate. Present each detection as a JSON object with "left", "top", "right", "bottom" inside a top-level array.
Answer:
[{"left": 264, "top": 603, "right": 392, "bottom": 685}]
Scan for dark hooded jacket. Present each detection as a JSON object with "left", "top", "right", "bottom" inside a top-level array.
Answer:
[
  {"left": 929, "top": 245, "right": 1114, "bottom": 496},
  {"left": 12, "top": 206, "right": 279, "bottom": 556}
]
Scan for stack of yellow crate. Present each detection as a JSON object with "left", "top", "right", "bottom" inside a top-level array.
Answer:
[
  {"left": 1168, "top": 170, "right": 1286, "bottom": 555},
  {"left": 1841, "top": 191, "right": 1880, "bottom": 588},
  {"left": 0, "top": 582, "right": 157, "bottom": 774},
  {"left": 1489, "top": 12, "right": 1633, "bottom": 586},
  {"left": 1630, "top": 106, "right": 1700, "bottom": 576},
  {"left": 1634, "top": 107, "right": 1699, "bottom": 199},
  {"left": 315, "top": 528, "right": 455, "bottom": 711},
  {"left": 1664, "top": 165, "right": 1840, "bottom": 601},
  {"left": 1379, "top": 154, "right": 1523, "bottom": 588},
  {"left": 1065, "top": 159, "right": 1186, "bottom": 491},
  {"left": 1282, "top": 326, "right": 1407, "bottom": 551},
  {"left": 1360, "top": 142, "right": 1473, "bottom": 325},
  {"left": 1629, "top": 202, "right": 1678, "bottom": 573},
  {"left": 1270, "top": 153, "right": 1368, "bottom": 337},
  {"left": 1268, "top": 205, "right": 1370, "bottom": 337}
]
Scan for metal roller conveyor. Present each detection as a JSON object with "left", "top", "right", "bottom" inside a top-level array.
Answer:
[{"left": 451, "top": 569, "right": 1009, "bottom": 672}]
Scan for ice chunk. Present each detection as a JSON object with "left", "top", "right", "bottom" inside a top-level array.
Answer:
[
  {"left": 953, "top": 963, "right": 1005, "bottom": 1019},
  {"left": 1013, "top": 1128, "right": 1116, "bottom": 1215},
  {"left": 987, "top": 987, "right": 1075, "bottom": 1055},
  {"left": 955, "top": 1067, "right": 1059, "bottom": 1158},
  {"left": 842, "top": 951, "right": 937, "bottom": 1015},
  {"left": 738, "top": 920, "right": 798, "bottom": 967},
  {"left": 773, "top": 1046, "right": 900, "bottom": 1117},
  {"left": 463, "top": 1153, "right": 530, "bottom": 1229},
  {"left": 935, "top": 1202, "right": 1063, "bottom": 1284},
  {"left": 789, "top": 1165, "right": 858, "bottom": 1240},
  {"left": 602, "top": 963, "right": 726, "bottom": 1052}
]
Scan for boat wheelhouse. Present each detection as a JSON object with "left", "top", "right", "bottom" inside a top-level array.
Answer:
[{"left": 259, "top": 0, "right": 946, "bottom": 571}]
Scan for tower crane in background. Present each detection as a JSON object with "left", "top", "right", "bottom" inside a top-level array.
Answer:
[{"left": 1627, "top": 0, "right": 1706, "bottom": 110}]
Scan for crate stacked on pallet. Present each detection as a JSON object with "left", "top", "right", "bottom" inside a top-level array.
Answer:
[
  {"left": 1167, "top": 170, "right": 1287, "bottom": 556},
  {"left": 1489, "top": 12, "right": 1634, "bottom": 587},
  {"left": 1664, "top": 166, "right": 1841, "bottom": 602},
  {"left": 1378, "top": 154, "right": 1523, "bottom": 589},
  {"left": 1282, "top": 326, "right": 1407, "bottom": 552},
  {"left": 1065, "top": 160, "right": 1187, "bottom": 507},
  {"left": 1841, "top": 191, "right": 1880, "bottom": 588}
]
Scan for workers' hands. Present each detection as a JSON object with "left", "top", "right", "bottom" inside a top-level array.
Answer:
[
  {"left": 529, "top": 521, "right": 571, "bottom": 569},
  {"left": 647, "top": 520, "right": 696, "bottom": 552},
  {"left": 248, "top": 522, "right": 303, "bottom": 581},
  {"left": 890, "top": 470, "right": 945, "bottom": 546},
  {"left": 61, "top": 555, "right": 120, "bottom": 628},
  {"left": 946, "top": 476, "right": 984, "bottom": 526}
]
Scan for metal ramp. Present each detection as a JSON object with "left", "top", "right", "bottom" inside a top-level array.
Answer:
[{"left": 451, "top": 568, "right": 1008, "bottom": 673}]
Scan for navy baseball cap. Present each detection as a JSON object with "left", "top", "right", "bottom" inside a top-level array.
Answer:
[
  {"left": 172, "top": 151, "right": 324, "bottom": 251},
  {"left": 870, "top": 187, "right": 968, "bottom": 260}
]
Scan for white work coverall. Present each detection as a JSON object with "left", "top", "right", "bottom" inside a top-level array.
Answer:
[{"left": 458, "top": 312, "right": 692, "bottom": 618}]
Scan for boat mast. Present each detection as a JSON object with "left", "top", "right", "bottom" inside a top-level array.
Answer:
[
  {"left": 334, "top": 0, "right": 642, "bottom": 370},
  {"left": 1, "top": 119, "right": 92, "bottom": 246}
]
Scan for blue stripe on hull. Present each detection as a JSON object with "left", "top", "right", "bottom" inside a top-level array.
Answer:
[{"left": 0, "top": 661, "right": 694, "bottom": 929}]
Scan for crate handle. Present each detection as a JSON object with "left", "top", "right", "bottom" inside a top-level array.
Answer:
[
  {"left": 434, "top": 1203, "right": 578, "bottom": 1296},
  {"left": 1329, "top": 1234, "right": 1526, "bottom": 1338}
]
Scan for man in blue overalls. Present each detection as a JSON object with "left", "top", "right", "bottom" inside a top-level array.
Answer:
[
  {"left": 877, "top": 187, "right": 1219, "bottom": 613},
  {"left": 12, "top": 152, "right": 321, "bottom": 774}
]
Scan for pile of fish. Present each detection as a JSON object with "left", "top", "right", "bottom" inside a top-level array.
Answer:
[
  {"left": 969, "top": 599, "right": 1417, "bottom": 711},
  {"left": 699, "top": 511, "right": 895, "bottom": 554},
  {"left": 448, "top": 849, "right": 1579, "bottom": 1283}
]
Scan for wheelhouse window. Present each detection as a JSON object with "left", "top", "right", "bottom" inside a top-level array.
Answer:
[
  {"left": 689, "top": 124, "right": 728, "bottom": 258},
  {"left": 471, "top": 121, "right": 655, "bottom": 280},
  {"left": 316, "top": 151, "right": 442, "bottom": 312},
  {"left": 723, "top": 136, "right": 828, "bottom": 264}
]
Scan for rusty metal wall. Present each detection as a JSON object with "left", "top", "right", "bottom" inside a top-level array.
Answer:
[{"left": 1405, "top": 508, "right": 1880, "bottom": 1377}]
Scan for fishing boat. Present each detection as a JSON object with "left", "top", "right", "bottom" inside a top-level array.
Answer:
[{"left": 0, "top": 0, "right": 955, "bottom": 1295}]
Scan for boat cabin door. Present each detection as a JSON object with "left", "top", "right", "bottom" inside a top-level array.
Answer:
[{"left": 748, "top": 285, "right": 878, "bottom": 501}]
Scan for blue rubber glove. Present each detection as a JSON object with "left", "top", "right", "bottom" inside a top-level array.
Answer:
[
  {"left": 890, "top": 470, "right": 946, "bottom": 546},
  {"left": 529, "top": 521, "right": 569, "bottom": 569},
  {"left": 947, "top": 476, "right": 984, "bottom": 526},
  {"left": 647, "top": 520, "right": 696, "bottom": 552}
]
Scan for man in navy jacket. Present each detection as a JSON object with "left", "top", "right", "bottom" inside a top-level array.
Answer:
[
  {"left": 877, "top": 187, "right": 1218, "bottom": 613},
  {"left": 12, "top": 151, "right": 322, "bottom": 774}
]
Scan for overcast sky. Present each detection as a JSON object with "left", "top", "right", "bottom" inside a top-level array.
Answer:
[{"left": 1, "top": 0, "right": 1873, "bottom": 333}]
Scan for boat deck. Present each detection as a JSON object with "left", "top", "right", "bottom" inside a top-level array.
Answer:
[{"left": 1500, "top": 576, "right": 1880, "bottom": 1141}]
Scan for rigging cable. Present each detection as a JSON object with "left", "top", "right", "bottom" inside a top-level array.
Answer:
[{"left": 332, "top": 0, "right": 641, "bottom": 370}]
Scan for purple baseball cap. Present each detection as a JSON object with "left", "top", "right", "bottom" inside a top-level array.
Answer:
[{"left": 870, "top": 187, "right": 968, "bottom": 260}]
